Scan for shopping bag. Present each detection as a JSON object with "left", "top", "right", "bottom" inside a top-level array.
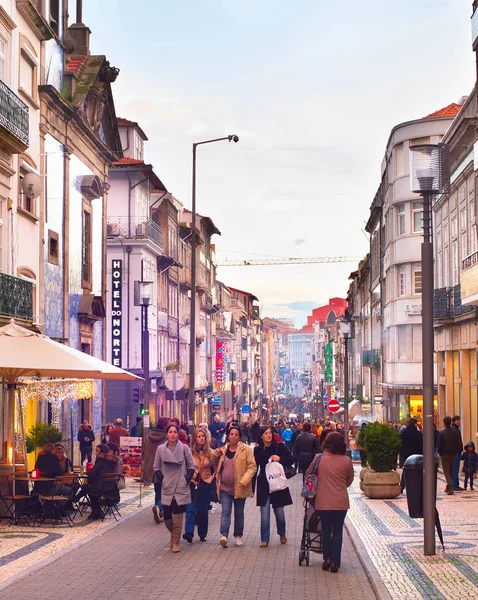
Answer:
[
  {"left": 265, "top": 460, "right": 289, "bottom": 493},
  {"left": 301, "top": 453, "right": 323, "bottom": 500}
]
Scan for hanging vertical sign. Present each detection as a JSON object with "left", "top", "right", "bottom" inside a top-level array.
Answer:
[
  {"left": 216, "top": 338, "right": 224, "bottom": 382},
  {"left": 111, "top": 259, "right": 122, "bottom": 367}
]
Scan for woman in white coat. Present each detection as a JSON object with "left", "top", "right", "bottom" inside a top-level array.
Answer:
[{"left": 153, "top": 424, "right": 196, "bottom": 552}]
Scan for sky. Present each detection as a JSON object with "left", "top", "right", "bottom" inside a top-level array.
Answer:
[{"left": 81, "top": 0, "right": 475, "bottom": 327}]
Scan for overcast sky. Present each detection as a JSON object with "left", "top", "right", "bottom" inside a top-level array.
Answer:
[{"left": 82, "top": 0, "right": 474, "bottom": 327}]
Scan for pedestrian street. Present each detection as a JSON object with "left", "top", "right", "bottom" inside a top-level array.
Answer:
[{"left": 2, "top": 475, "right": 375, "bottom": 600}]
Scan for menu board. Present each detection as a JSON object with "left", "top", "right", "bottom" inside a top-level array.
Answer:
[{"left": 119, "top": 436, "right": 142, "bottom": 478}]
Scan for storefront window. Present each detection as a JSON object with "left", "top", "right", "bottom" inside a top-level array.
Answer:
[{"left": 399, "top": 394, "right": 409, "bottom": 423}]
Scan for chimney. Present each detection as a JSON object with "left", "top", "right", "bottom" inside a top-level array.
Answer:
[{"left": 68, "top": 0, "right": 91, "bottom": 56}]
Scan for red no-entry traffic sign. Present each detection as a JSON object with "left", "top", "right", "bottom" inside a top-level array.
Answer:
[{"left": 328, "top": 399, "right": 340, "bottom": 413}]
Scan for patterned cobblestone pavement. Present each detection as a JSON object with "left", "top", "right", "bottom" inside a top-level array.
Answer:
[
  {"left": 347, "top": 465, "right": 478, "bottom": 599},
  {"left": 0, "top": 479, "right": 154, "bottom": 590},
  {"left": 2, "top": 475, "right": 375, "bottom": 599}
]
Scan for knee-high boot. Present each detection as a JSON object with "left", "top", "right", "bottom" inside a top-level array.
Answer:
[{"left": 171, "top": 513, "right": 183, "bottom": 553}]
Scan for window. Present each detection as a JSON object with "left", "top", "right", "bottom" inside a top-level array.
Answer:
[
  {"left": 0, "top": 36, "right": 5, "bottom": 81},
  {"left": 397, "top": 325, "right": 412, "bottom": 360},
  {"left": 242, "top": 336, "right": 247, "bottom": 350},
  {"left": 412, "top": 202, "right": 423, "bottom": 233},
  {"left": 0, "top": 198, "right": 3, "bottom": 271},
  {"left": 460, "top": 208, "right": 467, "bottom": 259},
  {"left": 395, "top": 143, "right": 404, "bottom": 176},
  {"left": 399, "top": 266, "right": 406, "bottom": 296},
  {"left": 82, "top": 208, "right": 92, "bottom": 287},
  {"left": 18, "top": 170, "right": 37, "bottom": 216},
  {"left": 49, "top": 0, "right": 60, "bottom": 36},
  {"left": 451, "top": 217, "right": 457, "bottom": 239},
  {"left": 242, "top": 359, "right": 247, "bottom": 373},
  {"left": 444, "top": 224, "right": 449, "bottom": 246},
  {"left": 413, "top": 264, "right": 422, "bottom": 294},
  {"left": 452, "top": 239, "right": 458, "bottom": 285},
  {"left": 19, "top": 53, "right": 34, "bottom": 98},
  {"left": 48, "top": 230, "right": 59, "bottom": 265},
  {"left": 134, "top": 132, "right": 143, "bottom": 161},
  {"left": 398, "top": 205, "right": 405, "bottom": 235},
  {"left": 437, "top": 250, "right": 443, "bottom": 288}
]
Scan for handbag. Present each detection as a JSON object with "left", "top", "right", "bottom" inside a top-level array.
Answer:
[
  {"left": 265, "top": 459, "right": 289, "bottom": 493},
  {"left": 284, "top": 463, "right": 296, "bottom": 479},
  {"left": 301, "top": 453, "right": 323, "bottom": 500}
]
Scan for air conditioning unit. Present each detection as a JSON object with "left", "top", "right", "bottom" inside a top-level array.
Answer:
[
  {"left": 107, "top": 223, "right": 120, "bottom": 237},
  {"left": 136, "top": 223, "right": 146, "bottom": 237}
]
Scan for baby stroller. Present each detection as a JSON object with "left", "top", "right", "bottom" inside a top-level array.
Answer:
[{"left": 298, "top": 499, "right": 323, "bottom": 566}]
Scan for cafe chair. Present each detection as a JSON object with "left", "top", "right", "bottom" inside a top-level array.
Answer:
[
  {"left": 97, "top": 473, "right": 122, "bottom": 521},
  {"left": 0, "top": 475, "right": 33, "bottom": 526},
  {"left": 36, "top": 474, "right": 77, "bottom": 527}
]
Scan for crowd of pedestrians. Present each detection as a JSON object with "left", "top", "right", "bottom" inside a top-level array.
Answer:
[{"left": 140, "top": 413, "right": 354, "bottom": 572}]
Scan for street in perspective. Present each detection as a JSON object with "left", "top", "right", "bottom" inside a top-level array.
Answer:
[{"left": 1, "top": 1, "right": 478, "bottom": 599}]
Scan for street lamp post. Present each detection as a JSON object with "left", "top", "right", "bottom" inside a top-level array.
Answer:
[
  {"left": 339, "top": 313, "right": 352, "bottom": 452},
  {"left": 410, "top": 143, "right": 449, "bottom": 557},
  {"left": 188, "top": 135, "right": 239, "bottom": 424},
  {"left": 134, "top": 278, "right": 153, "bottom": 437}
]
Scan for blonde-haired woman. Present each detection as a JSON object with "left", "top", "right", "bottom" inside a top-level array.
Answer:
[{"left": 183, "top": 427, "right": 215, "bottom": 543}]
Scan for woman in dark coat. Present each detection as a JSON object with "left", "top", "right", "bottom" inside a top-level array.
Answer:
[
  {"left": 85, "top": 444, "right": 119, "bottom": 519},
  {"left": 253, "top": 425, "right": 294, "bottom": 547}
]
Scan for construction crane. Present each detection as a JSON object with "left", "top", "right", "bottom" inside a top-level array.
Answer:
[{"left": 215, "top": 256, "right": 360, "bottom": 267}]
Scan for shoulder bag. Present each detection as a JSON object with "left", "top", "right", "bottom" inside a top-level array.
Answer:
[{"left": 301, "top": 453, "right": 323, "bottom": 500}]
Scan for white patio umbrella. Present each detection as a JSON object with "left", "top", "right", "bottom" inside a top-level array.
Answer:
[
  {"left": 0, "top": 320, "right": 140, "bottom": 382},
  {"left": 0, "top": 319, "right": 140, "bottom": 479}
]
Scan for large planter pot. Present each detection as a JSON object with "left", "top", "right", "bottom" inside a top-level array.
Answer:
[
  {"left": 359, "top": 467, "right": 370, "bottom": 492},
  {"left": 362, "top": 469, "right": 401, "bottom": 499}
]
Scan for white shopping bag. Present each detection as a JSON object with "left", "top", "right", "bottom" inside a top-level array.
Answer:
[{"left": 265, "top": 459, "right": 289, "bottom": 493}]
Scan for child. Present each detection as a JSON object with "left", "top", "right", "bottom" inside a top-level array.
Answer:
[{"left": 461, "top": 441, "right": 478, "bottom": 491}]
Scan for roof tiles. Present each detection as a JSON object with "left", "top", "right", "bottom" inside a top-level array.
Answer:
[{"left": 424, "top": 103, "right": 462, "bottom": 119}]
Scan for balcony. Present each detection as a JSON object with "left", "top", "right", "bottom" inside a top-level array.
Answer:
[
  {"left": 433, "top": 287, "right": 452, "bottom": 319},
  {"left": 434, "top": 285, "right": 477, "bottom": 319},
  {"left": 0, "top": 79, "right": 29, "bottom": 153},
  {"left": 0, "top": 273, "right": 33, "bottom": 320},
  {"left": 362, "top": 349, "right": 380, "bottom": 370},
  {"left": 200, "top": 292, "right": 215, "bottom": 313},
  {"left": 180, "top": 266, "right": 192, "bottom": 291},
  {"left": 107, "top": 216, "right": 163, "bottom": 252}
]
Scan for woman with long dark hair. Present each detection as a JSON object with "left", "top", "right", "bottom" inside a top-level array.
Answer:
[
  {"left": 212, "top": 425, "right": 256, "bottom": 548},
  {"left": 254, "top": 425, "right": 294, "bottom": 547},
  {"left": 306, "top": 432, "right": 354, "bottom": 573},
  {"left": 153, "top": 424, "right": 196, "bottom": 552},
  {"left": 183, "top": 427, "right": 214, "bottom": 542}
]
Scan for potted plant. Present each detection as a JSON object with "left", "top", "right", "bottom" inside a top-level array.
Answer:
[
  {"left": 357, "top": 422, "right": 401, "bottom": 499},
  {"left": 28, "top": 422, "right": 63, "bottom": 450}
]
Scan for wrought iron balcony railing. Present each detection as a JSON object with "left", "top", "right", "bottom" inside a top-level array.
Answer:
[
  {"left": 0, "top": 79, "right": 29, "bottom": 147},
  {"left": 433, "top": 285, "right": 476, "bottom": 319},
  {"left": 0, "top": 273, "right": 33, "bottom": 320},
  {"left": 107, "top": 216, "right": 163, "bottom": 251},
  {"left": 362, "top": 349, "right": 380, "bottom": 369}
]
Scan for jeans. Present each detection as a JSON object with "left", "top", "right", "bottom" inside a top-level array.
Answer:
[
  {"left": 260, "top": 496, "right": 286, "bottom": 543},
  {"left": 440, "top": 455, "right": 454, "bottom": 492},
  {"left": 219, "top": 491, "right": 246, "bottom": 538},
  {"left": 80, "top": 448, "right": 92, "bottom": 463},
  {"left": 185, "top": 480, "right": 211, "bottom": 539},
  {"left": 453, "top": 452, "right": 461, "bottom": 488},
  {"left": 318, "top": 510, "right": 347, "bottom": 566},
  {"left": 464, "top": 472, "right": 474, "bottom": 489},
  {"left": 154, "top": 481, "right": 163, "bottom": 510}
]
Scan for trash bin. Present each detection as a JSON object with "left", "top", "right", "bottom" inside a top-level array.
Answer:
[{"left": 403, "top": 454, "right": 424, "bottom": 518}]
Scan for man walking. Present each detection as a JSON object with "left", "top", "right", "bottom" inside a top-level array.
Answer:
[
  {"left": 294, "top": 422, "right": 319, "bottom": 477},
  {"left": 209, "top": 414, "right": 225, "bottom": 447},
  {"left": 451, "top": 415, "right": 464, "bottom": 491},
  {"left": 399, "top": 418, "right": 423, "bottom": 492},
  {"left": 109, "top": 418, "right": 129, "bottom": 445},
  {"left": 437, "top": 416, "right": 462, "bottom": 495}
]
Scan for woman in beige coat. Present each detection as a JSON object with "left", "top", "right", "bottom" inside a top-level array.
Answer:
[
  {"left": 212, "top": 425, "right": 256, "bottom": 548},
  {"left": 306, "top": 431, "right": 354, "bottom": 573}
]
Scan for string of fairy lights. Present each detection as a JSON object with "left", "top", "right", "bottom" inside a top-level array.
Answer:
[{"left": 14, "top": 378, "right": 96, "bottom": 454}]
